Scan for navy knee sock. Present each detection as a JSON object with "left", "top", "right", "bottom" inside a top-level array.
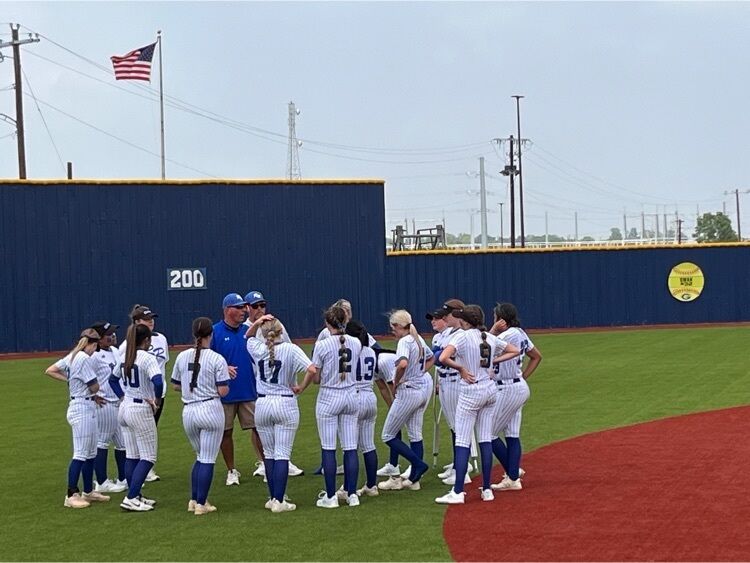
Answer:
[
  {"left": 389, "top": 430, "right": 402, "bottom": 466},
  {"left": 321, "top": 449, "right": 337, "bottom": 497},
  {"left": 343, "top": 449, "right": 358, "bottom": 495},
  {"left": 196, "top": 462, "right": 214, "bottom": 505},
  {"left": 408, "top": 440, "right": 424, "bottom": 480},
  {"left": 264, "top": 458, "right": 275, "bottom": 499},
  {"left": 451, "top": 430, "right": 457, "bottom": 465},
  {"left": 506, "top": 437, "right": 522, "bottom": 480},
  {"left": 386, "top": 438, "right": 427, "bottom": 480},
  {"left": 479, "top": 442, "right": 493, "bottom": 490},
  {"left": 191, "top": 461, "right": 200, "bottom": 501},
  {"left": 363, "top": 450, "right": 378, "bottom": 488},
  {"left": 67, "top": 459, "right": 84, "bottom": 491},
  {"left": 273, "top": 459, "right": 288, "bottom": 502},
  {"left": 94, "top": 448, "right": 108, "bottom": 485},
  {"left": 453, "top": 446, "right": 470, "bottom": 494},
  {"left": 128, "top": 460, "right": 153, "bottom": 499},
  {"left": 491, "top": 437, "right": 509, "bottom": 471},
  {"left": 124, "top": 457, "right": 138, "bottom": 484},
  {"left": 82, "top": 458, "right": 95, "bottom": 493},
  {"left": 114, "top": 449, "right": 126, "bottom": 481}
]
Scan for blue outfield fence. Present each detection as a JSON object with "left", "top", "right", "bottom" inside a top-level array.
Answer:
[{"left": 2, "top": 179, "right": 749, "bottom": 353}]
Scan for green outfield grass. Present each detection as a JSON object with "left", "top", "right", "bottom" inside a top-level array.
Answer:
[{"left": 1, "top": 326, "right": 748, "bottom": 561}]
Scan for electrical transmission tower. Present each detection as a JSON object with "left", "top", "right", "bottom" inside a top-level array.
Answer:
[{"left": 286, "top": 101, "right": 302, "bottom": 180}]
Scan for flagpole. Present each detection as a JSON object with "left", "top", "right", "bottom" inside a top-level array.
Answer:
[{"left": 157, "top": 30, "right": 165, "bottom": 180}]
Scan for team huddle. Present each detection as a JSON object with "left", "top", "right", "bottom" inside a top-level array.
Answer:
[{"left": 46, "top": 292, "right": 542, "bottom": 514}]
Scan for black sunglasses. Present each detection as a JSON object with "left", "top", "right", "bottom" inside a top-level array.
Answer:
[{"left": 250, "top": 302, "right": 267, "bottom": 309}]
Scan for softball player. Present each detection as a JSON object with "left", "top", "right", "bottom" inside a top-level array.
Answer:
[
  {"left": 171, "top": 317, "right": 231, "bottom": 516},
  {"left": 246, "top": 316, "right": 312, "bottom": 513},
  {"left": 426, "top": 306, "right": 463, "bottom": 484},
  {"left": 435, "top": 305, "right": 520, "bottom": 505},
  {"left": 89, "top": 321, "right": 128, "bottom": 494},
  {"left": 63, "top": 328, "right": 110, "bottom": 509},
  {"left": 113, "top": 324, "right": 163, "bottom": 512},
  {"left": 489, "top": 302, "right": 542, "bottom": 491},
  {"left": 119, "top": 305, "right": 168, "bottom": 482},
  {"left": 295, "top": 305, "right": 362, "bottom": 509},
  {"left": 374, "top": 352, "right": 403, "bottom": 477},
  {"left": 378, "top": 310, "right": 434, "bottom": 492}
]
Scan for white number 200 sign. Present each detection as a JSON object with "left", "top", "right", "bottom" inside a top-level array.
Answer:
[{"left": 167, "top": 268, "right": 207, "bottom": 290}]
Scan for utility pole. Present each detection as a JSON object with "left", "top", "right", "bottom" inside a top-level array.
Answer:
[
  {"left": 0, "top": 24, "right": 40, "bottom": 179},
  {"left": 623, "top": 208, "right": 628, "bottom": 241},
  {"left": 479, "top": 156, "right": 488, "bottom": 248},
  {"left": 498, "top": 202, "right": 504, "bottom": 247},
  {"left": 641, "top": 211, "right": 646, "bottom": 242},
  {"left": 286, "top": 101, "right": 301, "bottom": 180},
  {"left": 500, "top": 136, "right": 517, "bottom": 248},
  {"left": 512, "top": 95, "right": 526, "bottom": 247},
  {"left": 677, "top": 219, "right": 684, "bottom": 244},
  {"left": 724, "top": 189, "right": 750, "bottom": 241},
  {"left": 574, "top": 211, "right": 578, "bottom": 241},
  {"left": 544, "top": 211, "right": 549, "bottom": 247}
]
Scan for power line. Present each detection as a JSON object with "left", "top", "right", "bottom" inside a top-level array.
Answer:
[{"left": 21, "top": 67, "right": 65, "bottom": 173}]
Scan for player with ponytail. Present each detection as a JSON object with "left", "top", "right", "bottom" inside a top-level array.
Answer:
[{"left": 171, "top": 317, "right": 231, "bottom": 515}]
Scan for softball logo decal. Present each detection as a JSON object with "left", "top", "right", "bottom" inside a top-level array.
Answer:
[{"left": 668, "top": 262, "right": 704, "bottom": 302}]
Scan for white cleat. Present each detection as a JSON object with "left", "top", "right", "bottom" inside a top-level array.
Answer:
[
  {"left": 347, "top": 494, "right": 360, "bottom": 507},
  {"left": 82, "top": 490, "right": 110, "bottom": 503},
  {"left": 376, "top": 463, "right": 401, "bottom": 477},
  {"left": 138, "top": 494, "right": 156, "bottom": 506},
  {"left": 120, "top": 496, "right": 153, "bottom": 512},
  {"left": 63, "top": 493, "right": 90, "bottom": 509},
  {"left": 188, "top": 499, "right": 197, "bottom": 512},
  {"left": 480, "top": 488, "right": 495, "bottom": 502},
  {"left": 435, "top": 489, "right": 466, "bottom": 504},
  {"left": 377, "top": 477, "right": 404, "bottom": 491},
  {"left": 316, "top": 491, "right": 339, "bottom": 509},
  {"left": 400, "top": 465, "right": 412, "bottom": 479},
  {"left": 492, "top": 477, "right": 523, "bottom": 491},
  {"left": 270, "top": 499, "right": 297, "bottom": 513},
  {"left": 442, "top": 472, "right": 472, "bottom": 486},
  {"left": 226, "top": 469, "right": 241, "bottom": 486},
  {"left": 253, "top": 462, "right": 266, "bottom": 477},
  {"left": 437, "top": 467, "right": 455, "bottom": 480},
  {"left": 356, "top": 485, "right": 379, "bottom": 497},
  {"left": 194, "top": 502, "right": 218, "bottom": 515},
  {"left": 402, "top": 479, "right": 421, "bottom": 491},
  {"left": 442, "top": 462, "right": 454, "bottom": 471},
  {"left": 335, "top": 486, "right": 349, "bottom": 501},
  {"left": 266, "top": 494, "right": 291, "bottom": 510},
  {"left": 502, "top": 468, "right": 526, "bottom": 480},
  {"left": 113, "top": 479, "right": 128, "bottom": 492},
  {"left": 145, "top": 469, "right": 160, "bottom": 482},
  {"left": 95, "top": 479, "right": 122, "bottom": 494},
  {"left": 288, "top": 462, "right": 304, "bottom": 476},
  {"left": 336, "top": 464, "right": 344, "bottom": 475}
]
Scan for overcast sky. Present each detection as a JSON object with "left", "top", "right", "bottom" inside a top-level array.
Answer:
[{"left": 2, "top": 1, "right": 749, "bottom": 240}]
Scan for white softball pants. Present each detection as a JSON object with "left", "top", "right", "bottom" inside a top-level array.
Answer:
[
  {"left": 438, "top": 376, "right": 460, "bottom": 431},
  {"left": 454, "top": 379, "right": 498, "bottom": 448},
  {"left": 356, "top": 389, "right": 377, "bottom": 453},
  {"left": 119, "top": 399, "right": 158, "bottom": 463},
  {"left": 182, "top": 398, "right": 225, "bottom": 464},
  {"left": 67, "top": 399, "right": 97, "bottom": 461},
  {"left": 255, "top": 396, "right": 300, "bottom": 460},
  {"left": 381, "top": 378, "right": 433, "bottom": 443},
  {"left": 493, "top": 379, "right": 530, "bottom": 438},
  {"left": 316, "top": 387, "right": 358, "bottom": 451},
  {"left": 96, "top": 401, "right": 124, "bottom": 450}
]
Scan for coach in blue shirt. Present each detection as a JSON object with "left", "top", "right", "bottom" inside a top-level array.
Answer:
[{"left": 211, "top": 292, "right": 262, "bottom": 486}]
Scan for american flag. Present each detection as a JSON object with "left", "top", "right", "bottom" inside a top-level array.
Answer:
[{"left": 110, "top": 42, "right": 156, "bottom": 81}]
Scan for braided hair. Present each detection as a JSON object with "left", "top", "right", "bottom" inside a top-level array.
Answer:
[
  {"left": 260, "top": 318, "right": 284, "bottom": 373},
  {"left": 190, "top": 317, "right": 213, "bottom": 391},
  {"left": 324, "top": 305, "right": 349, "bottom": 381}
]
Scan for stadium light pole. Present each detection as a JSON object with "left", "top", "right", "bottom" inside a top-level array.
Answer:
[{"left": 512, "top": 95, "right": 525, "bottom": 247}]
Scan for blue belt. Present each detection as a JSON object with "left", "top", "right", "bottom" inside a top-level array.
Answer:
[
  {"left": 497, "top": 378, "right": 521, "bottom": 385},
  {"left": 70, "top": 396, "right": 94, "bottom": 401},
  {"left": 257, "top": 393, "right": 294, "bottom": 398}
]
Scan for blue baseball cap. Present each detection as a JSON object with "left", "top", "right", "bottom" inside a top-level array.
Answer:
[
  {"left": 222, "top": 292, "right": 246, "bottom": 308},
  {"left": 244, "top": 291, "right": 266, "bottom": 305}
]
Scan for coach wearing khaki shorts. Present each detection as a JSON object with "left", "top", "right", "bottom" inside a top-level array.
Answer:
[{"left": 210, "top": 292, "right": 263, "bottom": 486}]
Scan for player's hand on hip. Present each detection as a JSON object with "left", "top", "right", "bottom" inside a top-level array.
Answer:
[
  {"left": 228, "top": 366, "right": 238, "bottom": 379},
  {"left": 93, "top": 396, "right": 106, "bottom": 407},
  {"left": 459, "top": 368, "right": 476, "bottom": 384}
]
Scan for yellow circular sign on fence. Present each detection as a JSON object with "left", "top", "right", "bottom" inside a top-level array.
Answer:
[{"left": 668, "top": 262, "right": 704, "bottom": 302}]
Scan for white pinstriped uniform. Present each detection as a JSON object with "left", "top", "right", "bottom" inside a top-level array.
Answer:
[
  {"left": 355, "top": 347, "right": 378, "bottom": 453},
  {"left": 312, "top": 334, "right": 362, "bottom": 450},
  {"left": 316, "top": 327, "right": 377, "bottom": 348},
  {"left": 492, "top": 327, "right": 532, "bottom": 438},
  {"left": 91, "top": 347, "right": 124, "bottom": 450},
  {"left": 450, "top": 330, "right": 508, "bottom": 447},
  {"left": 54, "top": 352, "right": 74, "bottom": 379},
  {"left": 247, "top": 339, "right": 311, "bottom": 460},
  {"left": 119, "top": 332, "right": 169, "bottom": 397},
  {"left": 376, "top": 352, "right": 396, "bottom": 384},
  {"left": 171, "top": 347, "right": 230, "bottom": 464},
  {"left": 432, "top": 327, "right": 461, "bottom": 431},
  {"left": 117, "top": 350, "right": 161, "bottom": 462},
  {"left": 381, "top": 335, "right": 434, "bottom": 442},
  {"left": 67, "top": 351, "right": 99, "bottom": 461}
]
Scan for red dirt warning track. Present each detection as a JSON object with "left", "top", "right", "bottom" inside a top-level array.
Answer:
[{"left": 444, "top": 406, "right": 750, "bottom": 561}]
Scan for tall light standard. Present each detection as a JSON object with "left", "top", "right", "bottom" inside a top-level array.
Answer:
[
  {"left": 512, "top": 95, "right": 525, "bottom": 247},
  {"left": 498, "top": 202, "right": 505, "bottom": 247}
]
